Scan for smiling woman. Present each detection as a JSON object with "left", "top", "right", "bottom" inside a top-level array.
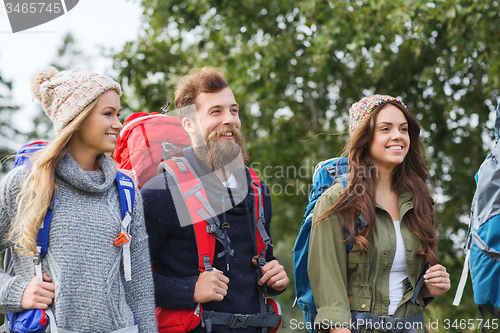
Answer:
[
  {"left": 0, "top": 67, "right": 158, "bottom": 333},
  {"left": 307, "top": 95, "right": 451, "bottom": 333},
  {"left": 368, "top": 104, "right": 410, "bottom": 176}
]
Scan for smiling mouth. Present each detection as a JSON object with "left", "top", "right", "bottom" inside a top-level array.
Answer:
[
  {"left": 106, "top": 134, "right": 117, "bottom": 138},
  {"left": 221, "top": 131, "right": 233, "bottom": 137},
  {"left": 387, "top": 146, "right": 403, "bottom": 150}
]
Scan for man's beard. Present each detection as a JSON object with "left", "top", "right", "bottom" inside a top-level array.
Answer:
[{"left": 193, "top": 125, "right": 249, "bottom": 172}]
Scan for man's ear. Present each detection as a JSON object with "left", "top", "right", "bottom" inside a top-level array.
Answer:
[{"left": 182, "top": 117, "right": 196, "bottom": 136}]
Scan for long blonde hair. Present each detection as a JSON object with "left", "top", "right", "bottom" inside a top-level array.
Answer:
[{"left": 8, "top": 99, "right": 99, "bottom": 256}]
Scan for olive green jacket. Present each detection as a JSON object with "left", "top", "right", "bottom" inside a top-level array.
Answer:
[{"left": 308, "top": 183, "right": 430, "bottom": 333}]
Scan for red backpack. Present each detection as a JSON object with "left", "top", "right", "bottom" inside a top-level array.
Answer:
[
  {"left": 113, "top": 112, "right": 190, "bottom": 188},
  {"left": 155, "top": 158, "right": 282, "bottom": 333},
  {"left": 114, "top": 113, "right": 283, "bottom": 333}
]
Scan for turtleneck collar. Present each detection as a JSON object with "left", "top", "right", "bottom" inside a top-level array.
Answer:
[{"left": 56, "top": 153, "right": 116, "bottom": 193}]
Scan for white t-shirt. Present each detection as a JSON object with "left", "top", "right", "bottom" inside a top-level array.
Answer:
[
  {"left": 388, "top": 220, "right": 409, "bottom": 315},
  {"left": 222, "top": 173, "right": 238, "bottom": 189}
]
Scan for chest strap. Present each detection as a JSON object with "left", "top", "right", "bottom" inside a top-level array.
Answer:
[
  {"left": 201, "top": 311, "right": 281, "bottom": 333},
  {"left": 351, "top": 312, "right": 424, "bottom": 333}
]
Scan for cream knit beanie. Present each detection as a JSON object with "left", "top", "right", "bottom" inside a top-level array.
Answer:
[{"left": 30, "top": 67, "right": 122, "bottom": 133}]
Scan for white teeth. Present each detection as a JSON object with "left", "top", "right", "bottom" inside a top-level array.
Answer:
[
  {"left": 388, "top": 146, "right": 402, "bottom": 150},
  {"left": 224, "top": 132, "right": 233, "bottom": 136},
  {"left": 106, "top": 134, "right": 116, "bottom": 138}
]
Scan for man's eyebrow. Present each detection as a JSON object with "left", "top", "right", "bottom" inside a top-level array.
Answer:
[{"left": 208, "top": 103, "right": 239, "bottom": 109}]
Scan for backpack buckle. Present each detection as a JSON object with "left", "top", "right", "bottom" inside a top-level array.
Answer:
[
  {"left": 228, "top": 314, "right": 250, "bottom": 329},
  {"left": 206, "top": 224, "right": 217, "bottom": 233},
  {"left": 33, "top": 253, "right": 41, "bottom": 265},
  {"left": 114, "top": 232, "right": 131, "bottom": 246},
  {"left": 377, "top": 316, "right": 399, "bottom": 332}
]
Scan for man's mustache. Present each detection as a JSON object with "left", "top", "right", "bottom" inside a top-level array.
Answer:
[{"left": 207, "top": 125, "right": 243, "bottom": 142}]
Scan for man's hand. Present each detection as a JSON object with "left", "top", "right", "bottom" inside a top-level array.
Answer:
[
  {"left": 21, "top": 273, "right": 55, "bottom": 309},
  {"left": 193, "top": 268, "right": 230, "bottom": 303},
  {"left": 252, "top": 259, "right": 289, "bottom": 292}
]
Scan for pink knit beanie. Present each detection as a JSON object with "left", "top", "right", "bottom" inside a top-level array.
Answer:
[
  {"left": 349, "top": 94, "right": 407, "bottom": 134},
  {"left": 30, "top": 67, "right": 122, "bottom": 133}
]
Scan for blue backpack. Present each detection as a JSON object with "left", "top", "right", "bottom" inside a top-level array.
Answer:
[
  {"left": 294, "top": 157, "right": 431, "bottom": 333},
  {"left": 1, "top": 142, "right": 136, "bottom": 333},
  {"left": 292, "top": 157, "right": 350, "bottom": 333},
  {"left": 453, "top": 104, "right": 500, "bottom": 325}
]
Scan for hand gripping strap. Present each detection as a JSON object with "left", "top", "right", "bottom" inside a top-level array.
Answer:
[
  {"left": 116, "top": 172, "right": 136, "bottom": 282},
  {"left": 248, "top": 168, "right": 273, "bottom": 331},
  {"left": 159, "top": 159, "right": 216, "bottom": 272}
]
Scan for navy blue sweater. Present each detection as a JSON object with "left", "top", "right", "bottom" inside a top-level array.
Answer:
[{"left": 141, "top": 147, "right": 282, "bottom": 333}]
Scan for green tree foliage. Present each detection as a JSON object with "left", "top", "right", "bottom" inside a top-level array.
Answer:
[
  {"left": 0, "top": 73, "right": 15, "bottom": 323},
  {"left": 0, "top": 74, "right": 21, "bottom": 173},
  {"left": 114, "top": 0, "right": 500, "bottom": 330}
]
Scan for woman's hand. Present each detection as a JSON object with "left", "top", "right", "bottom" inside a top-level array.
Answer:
[
  {"left": 420, "top": 264, "right": 450, "bottom": 297},
  {"left": 21, "top": 273, "right": 55, "bottom": 309}
]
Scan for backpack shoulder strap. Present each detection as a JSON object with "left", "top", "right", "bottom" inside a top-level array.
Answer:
[
  {"left": 158, "top": 158, "right": 218, "bottom": 272},
  {"left": 248, "top": 168, "right": 279, "bottom": 325},
  {"left": 115, "top": 171, "right": 135, "bottom": 281},
  {"left": 33, "top": 198, "right": 54, "bottom": 280},
  {"left": 13, "top": 141, "right": 48, "bottom": 169},
  {"left": 116, "top": 171, "right": 135, "bottom": 218},
  {"left": 247, "top": 168, "right": 272, "bottom": 257},
  {"left": 13, "top": 141, "right": 52, "bottom": 281},
  {"left": 35, "top": 199, "right": 54, "bottom": 259}
]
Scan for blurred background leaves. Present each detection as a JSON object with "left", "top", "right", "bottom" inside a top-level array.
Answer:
[{"left": 2, "top": 0, "right": 500, "bottom": 331}]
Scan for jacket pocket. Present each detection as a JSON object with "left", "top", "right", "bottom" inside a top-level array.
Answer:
[
  {"left": 348, "top": 280, "right": 372, "bottom": 312},
  {"left": 350, "top": 295, "right": 371, "bottom": 312}
]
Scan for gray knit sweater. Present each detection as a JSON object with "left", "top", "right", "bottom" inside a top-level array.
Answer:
[{"left": 0, "top": 153, "right": 158, "bottom": 333}]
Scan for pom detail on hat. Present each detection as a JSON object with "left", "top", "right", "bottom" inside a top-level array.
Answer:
[{"left": 30, "top": 66, "right": 58, "bottom": 102}]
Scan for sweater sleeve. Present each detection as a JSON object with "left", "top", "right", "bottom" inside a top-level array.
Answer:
[
  {"left": 308, "top": 185, "right": 352, "bottom": 327},
  {"left": 123, "top": 190, "right": 158, "bottom": 333},
  {"left": 141, "top": 175, "right": 201, "bottom": 309},
  {"left": 0, "top": 167, "right": 32, "bottom": 312}
]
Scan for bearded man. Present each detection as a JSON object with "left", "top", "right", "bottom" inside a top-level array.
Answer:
[{"left": 141, "top": 67, "right": 288, "bottom": 333}]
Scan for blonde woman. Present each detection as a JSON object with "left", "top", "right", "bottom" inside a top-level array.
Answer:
[{"left": 0, "top": 67, "right": 157, "bottom": 333}]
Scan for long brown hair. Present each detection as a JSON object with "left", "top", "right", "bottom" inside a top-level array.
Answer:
[{"left": 318, "top": 101, "right": 438, "bottom": 265}]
